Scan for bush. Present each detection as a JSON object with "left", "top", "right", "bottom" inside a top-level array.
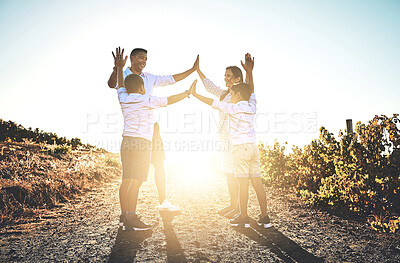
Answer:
[{"left": 259, "top": 114, "right": 400, "bottom": 233}]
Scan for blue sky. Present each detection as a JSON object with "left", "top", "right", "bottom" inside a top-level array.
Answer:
[{"left": 0, "top": 0, "right": 399, "bottom": 158}]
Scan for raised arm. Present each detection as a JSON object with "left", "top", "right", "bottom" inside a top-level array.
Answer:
[
  {"left": 108, "top": 47, "right": 125, "bottom": 88},
  {"left": 172, "top": 55, "right": 199, "bottom": 82},
  {"left": 195, "top": 56, "right": 225, "bottom": 98},
  {"left": 241, "top": 53, "right": 254, "bottom": 93},
  {"left": 115, "top": 47, "right": 128, "bottom": 88},
  {"left": 189, "top": 79, "right": 213, "bottom": 106},
  {"left": 108, "top": 67, "right": 117, "bottom": 88}
]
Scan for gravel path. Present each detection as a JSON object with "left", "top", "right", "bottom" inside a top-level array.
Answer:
[{"left": 1, "top": 164, "right": 399, "bottom": 262}]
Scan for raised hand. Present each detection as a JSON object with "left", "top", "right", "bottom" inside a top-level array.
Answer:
[
  {"left": 241, "top": 53, "right": 254, "bottom": 73},
  {"left": 189, "top": 79, "right": 198, "bottom": 95},
  {"left": 193, "top": 55, "right": 199, "bottom": 71},
  {"left": 112, "top": 47, "right": 128, "bottom": 69}
]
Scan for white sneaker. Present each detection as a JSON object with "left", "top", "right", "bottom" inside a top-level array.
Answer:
[{"left": 158, "top": 200, "right": 180, "bottom": 212}]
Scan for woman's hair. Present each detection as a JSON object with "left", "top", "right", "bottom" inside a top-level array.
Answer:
[
  {"left": 220, "top": 66, "right": 243, "bottom": 101},
  {"left": 124, "top": 74, "right": 144, "bottom": 93}
]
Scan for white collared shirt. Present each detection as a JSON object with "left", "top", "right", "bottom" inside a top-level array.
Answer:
[
  {"left": 118, "top": 88, "right": 167, "bottom": 141},
  {"left": 117, "top": 67, "right": 176, "bottom": 95},
  {"left": 211, "top": 93, "right": 257, "bottom": 145}
]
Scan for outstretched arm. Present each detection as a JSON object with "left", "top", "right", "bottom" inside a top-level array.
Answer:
[
  {"left": 241, "top": 53, "right": 254, "bottom": 93},
  {"left": 172, "top": 55, "right": 199, "bottom": 82},
  {"left": 189, "top": 79, "right": 213, "bottom": 106},
  {"left": 166, "top": 80, "right": 193, "bottom": 105},
  {"left": 108, "top": 47, "right": 126, "bottom": 88},
  {"left": 167, "top": 90, "right": 190, "bottom": 105}
]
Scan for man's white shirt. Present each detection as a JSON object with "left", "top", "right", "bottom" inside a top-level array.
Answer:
[
  {"left": 121, "top": 67, "right": 175, "bottom": 95},
  {"left": 211, "top": 93, "right": 257, "bottom": 145}
]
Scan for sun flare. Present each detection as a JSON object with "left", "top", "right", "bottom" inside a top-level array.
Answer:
[{"left": 165, "top": 151, "right": 220, "bottom": 187}]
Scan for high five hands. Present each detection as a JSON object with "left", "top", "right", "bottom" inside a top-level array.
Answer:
[{"left": 112, "top": 47, "right": 128, "bottom": 69}]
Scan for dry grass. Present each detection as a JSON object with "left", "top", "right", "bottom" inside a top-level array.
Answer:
[{"left": 0, "top": 142, "right": 121, "bottom": 227}]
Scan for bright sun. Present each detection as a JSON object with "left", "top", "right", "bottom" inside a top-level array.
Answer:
[{"left": 165, "top": 151, "right": 219, "bottom": 187}]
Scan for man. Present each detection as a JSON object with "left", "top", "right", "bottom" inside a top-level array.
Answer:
[{"left": 108, "top": 47, "right": 198, "bottom": 216}]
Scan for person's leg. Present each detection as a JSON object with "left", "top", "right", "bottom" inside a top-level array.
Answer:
[
  {"left": 231, "top": 144, "right": 252, "bottom": 218},
  {"left": 219, "top": 139, "right": 239, "bottom": 215},
  {"left": 153, "top": 160, "right": 166, "bottom": 204},
  {"left": 251, "top": 177, "right": 267, "bottom": 217},
  {"left": 126, "top": 179, "right": 143, "bottom": 212},
  {"left": 227, "top": 173, "right": 239, "bottom": 208},
  {"left": 218, "top": 173, "right": 239, "bottom": 215},
  {"left": 120, "top": 137, "right": 135, "bottom": 219},
  {"left": 237, "top": 177, "right": 249, "bottom": 218},
  {"left": 249, "top": 143, "right": 271, "bottom": 228},
  {"left": 124, "top": 138, "right": 152, "bottom": 230},
  {"left": 152, "top": 123, "right": 167, "bottom": 204},
  {"left": 119, "top": 179, "right": 132, "bottom": 213}
]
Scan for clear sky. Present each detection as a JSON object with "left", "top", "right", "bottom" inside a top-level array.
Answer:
[{"left": 1, "top": 0, "right": 399, "bottom": 161}]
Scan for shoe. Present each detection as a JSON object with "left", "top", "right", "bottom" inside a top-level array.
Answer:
[
  {"left": 124, "top": 214, "right": 151, "bottom": 231},
  {"left": 158, "top": 200, "right": 180, "bottom": 212},
  {"left": 230, "top": 215, "right": 250, "bottom": 228},
  {"left": 257, "top": 215, "right": 272, "bottom": 228}
]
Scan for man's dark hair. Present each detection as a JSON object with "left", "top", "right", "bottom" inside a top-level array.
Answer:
[
  {"left": 130, "top": 48, "right": 147, "bottom": 57},
  {"left": 231, "top": 83, "right": 252, "bottom": 101},
  {"left": 124, "top": 74, "right": 144, "bottom": 93}
]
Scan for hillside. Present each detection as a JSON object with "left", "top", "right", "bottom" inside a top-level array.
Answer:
[{"left": 0, "top": 141, "right": 120, "bottom": 227}]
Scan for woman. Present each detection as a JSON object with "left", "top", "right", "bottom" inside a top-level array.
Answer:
[{"left": 196, "top": 54, "right": 254, "bottom": 217}]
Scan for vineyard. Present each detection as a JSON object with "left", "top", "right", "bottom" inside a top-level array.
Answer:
[{"left": 259, "top": 114, "right": 400, "bottom": 233}]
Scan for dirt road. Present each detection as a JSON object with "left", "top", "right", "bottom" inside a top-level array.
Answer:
[{"left": 1, "top": 163, "right": 399, "bottom": 262}]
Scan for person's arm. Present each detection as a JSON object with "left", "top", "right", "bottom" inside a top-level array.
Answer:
[
  {"left": 195, "top": 56, "right": 225, "bottom": 97},
  {"left": 167, "top": 91, "right": 190, "bottom": 105},
  {"left": 108, "top": 47, "right": 126, "bottom": 88},
  {"left": 108, "top": 67, "right": 117, "bottom": 88},
  {"left": 114, "top": 47, "right": 128, "bottom": 88},
  {"left": 197, "top": 67, "right": 206, "bottom": 81},
  {"left": 241, "top": 53, "right": 254, "bottom": 93},
  {"left": 189, "top": 79, "right": 214, "bottom": 106},
  {"left": 172, "top": 55, "right": 199, "bottom": 82}
]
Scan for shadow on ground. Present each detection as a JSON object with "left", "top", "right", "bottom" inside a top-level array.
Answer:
[
  {"left": 108, "top": 228, "right": 152, "bottom": 263},
  {"left": 233, "top": 219, "right": 324, "bottom": 263},
  {"left": 161, "top": 211, "right": 188, "bottom": 263}
]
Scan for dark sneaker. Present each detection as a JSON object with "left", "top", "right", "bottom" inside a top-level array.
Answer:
[
  {"left": 257, "top": 215, "right": 272, "bottom": 228},
  {"left": 230, "top": 215, "right": 250, "bottom": 228},
  {"left": 124, "top": 214, "right": 151, "bottom": 231}
]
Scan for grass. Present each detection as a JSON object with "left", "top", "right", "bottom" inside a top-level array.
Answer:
[{"left": 0, "top": 141, "right": 121, "bottom": 227}]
